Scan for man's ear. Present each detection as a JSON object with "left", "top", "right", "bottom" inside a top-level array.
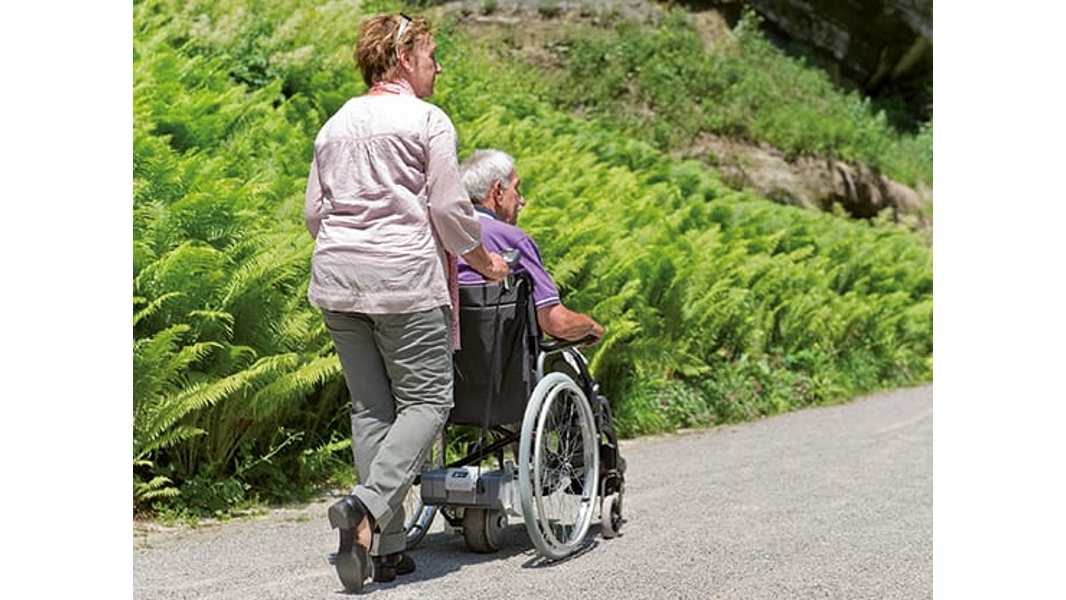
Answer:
[
  {"left": 487, "top": 181, "right": 502, "bottom": 204},
  {"left": 397, "top": 47, "right": 413, "bottom": 73}
]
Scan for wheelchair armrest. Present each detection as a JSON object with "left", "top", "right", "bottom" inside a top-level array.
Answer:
[{"left": 539, "top": 334, "right": 599, "bottom": 354}]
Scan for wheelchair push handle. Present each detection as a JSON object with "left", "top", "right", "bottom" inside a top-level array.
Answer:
[
  {"left": 501, "top": 248, "right": 521, "bottom": 268},
  {"left": 501, "top": 248, "right": 521, "bottom": 291}
]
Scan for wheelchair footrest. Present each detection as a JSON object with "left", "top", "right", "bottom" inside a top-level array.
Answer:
[{"left": 420, "top": 465, "right": 518, "bottom": 514}]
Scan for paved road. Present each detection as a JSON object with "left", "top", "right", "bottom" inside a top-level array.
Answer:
[{"left": 133, "top": 385, "right": 932, "bottom": 599}]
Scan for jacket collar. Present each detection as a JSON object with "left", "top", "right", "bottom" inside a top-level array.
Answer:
[{"left": 474, "top": 205, "right": 500, "bottom": 220}]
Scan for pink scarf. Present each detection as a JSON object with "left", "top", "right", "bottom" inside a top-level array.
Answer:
[
  {"left": 369, "top": 78, "right": 415, "bottom": 96},
  {"left": 370, "top": 78, "right": 462, "bottom": 351}
]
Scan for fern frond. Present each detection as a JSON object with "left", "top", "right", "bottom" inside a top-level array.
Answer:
[
  {"left": 133, "top": 291, "right": 182, "bottom": 326},
  {"left": 248, "top": 354, "right": 342, "bottom": 419},
  {"left": 136, "top": 423, "right": 207, "bottom": 461},
  {"left": 134, "top": 474, "right": 181, "bottom": 506}
]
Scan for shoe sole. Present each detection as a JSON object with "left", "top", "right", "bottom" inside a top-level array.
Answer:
[
  {"left": 329, "top": 498, "right": 369, "bottom": 592},
  {"left": 334, "top": 528, "right": 368, "bottom": 592}
]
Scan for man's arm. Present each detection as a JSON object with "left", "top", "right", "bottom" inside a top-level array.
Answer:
[
  {"left": 502, "top": 227, "right": 604, "bottom": 344},
  {"left": 537, "top": 303, "right": 605, "bottom": 345}
]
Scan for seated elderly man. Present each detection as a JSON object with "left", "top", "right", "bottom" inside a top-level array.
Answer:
[{"left": 456, "top": 149, "right": 604, "bottom": 345}]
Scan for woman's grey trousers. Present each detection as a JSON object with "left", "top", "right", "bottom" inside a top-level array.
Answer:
[{"left": 322, "top": 306, "right": 453, "bottom": 557}]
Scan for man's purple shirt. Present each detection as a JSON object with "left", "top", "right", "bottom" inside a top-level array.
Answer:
[{"left": 457, "top": 208, "right": 561, "bottom": 310}]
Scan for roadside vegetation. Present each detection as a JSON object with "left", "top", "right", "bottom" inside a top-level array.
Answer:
[{"left": 133, "top": 0, "right": 933, "bottom": 521}]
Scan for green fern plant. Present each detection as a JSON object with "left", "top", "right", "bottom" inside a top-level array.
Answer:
[{"left": 132, "top": 321, "right": 220, "bottom": 510}]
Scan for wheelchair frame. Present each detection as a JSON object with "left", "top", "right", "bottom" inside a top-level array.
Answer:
[{"left": 403, "top": 271, "right": 626, "bottom": 560}]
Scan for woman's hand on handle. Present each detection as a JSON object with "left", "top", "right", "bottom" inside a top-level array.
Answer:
[
  {"left": 463, "top": 243, "right": 509, "bottom": 283},
  {"left": 482, "top": 252, "right": 509, "bottom": 283}
]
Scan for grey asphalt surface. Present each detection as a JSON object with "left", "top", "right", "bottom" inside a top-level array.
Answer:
[{"left": 133, "top": 385, "right": 932, "bottom": 599}]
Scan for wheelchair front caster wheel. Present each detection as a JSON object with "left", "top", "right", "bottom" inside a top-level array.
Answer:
[{"left": 601, "top": 492, "right": 623, "bottom": 539}]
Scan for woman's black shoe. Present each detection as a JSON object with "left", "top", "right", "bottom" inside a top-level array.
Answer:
[
  {"left": 328, "top": 496, "right": 372, "bottom": 592},
  {"left": 329, "top": 495, "right": 370, "bottom": 530},
  {"left": 372, "top": 552, "right": 416, "bottom": 582}
]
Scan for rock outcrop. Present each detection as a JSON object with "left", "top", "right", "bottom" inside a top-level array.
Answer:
[
  {"left": 689, "top": 134, "right": 929, "bottom": 227},
  {"left": 713, "top": 0, "right": 933, "bottom": 96}
]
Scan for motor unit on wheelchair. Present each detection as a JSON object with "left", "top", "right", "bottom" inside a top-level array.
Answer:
[{"left": 408, "top": 266, "right": 627, "bottom": 561}]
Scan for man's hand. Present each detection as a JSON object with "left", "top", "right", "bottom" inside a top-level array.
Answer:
[
  {"left": 538, "top": 304, "right": 605, "bottom": 345},
  {"left": 583, "top": 321, "right": 605, "bottom": 346}
]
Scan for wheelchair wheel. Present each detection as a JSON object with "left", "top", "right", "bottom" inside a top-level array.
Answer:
[
  {"left": 403, "top": 431, "right": 444, "bottom": 549},
  {"left": 518, "top": 372, "right": 600, "bottom": 560},
  {"left": 462, "top": 507, "right": 507, "bottom": 553}
]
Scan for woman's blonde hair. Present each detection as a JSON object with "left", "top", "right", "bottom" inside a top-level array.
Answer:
[{"left": 353, "top": 13, "right": 432, "bottom": 87}]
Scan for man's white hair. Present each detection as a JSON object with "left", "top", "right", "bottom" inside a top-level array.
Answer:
[{"left": 460, "top": 149, "right": 516, "bottom": 204}]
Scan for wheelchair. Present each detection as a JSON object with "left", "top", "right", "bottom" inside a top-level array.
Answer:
[{"left": 402, "top": 267, "right": 626, "bottom": 561}]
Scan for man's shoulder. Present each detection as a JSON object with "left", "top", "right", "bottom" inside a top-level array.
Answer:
[{"left": 481, "top": 215, "right": 533, "bottom": 242}]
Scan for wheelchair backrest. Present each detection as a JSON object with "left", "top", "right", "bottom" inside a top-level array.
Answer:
[{"left": 451, "top": 273, "right": 540, "bottom": 427}]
